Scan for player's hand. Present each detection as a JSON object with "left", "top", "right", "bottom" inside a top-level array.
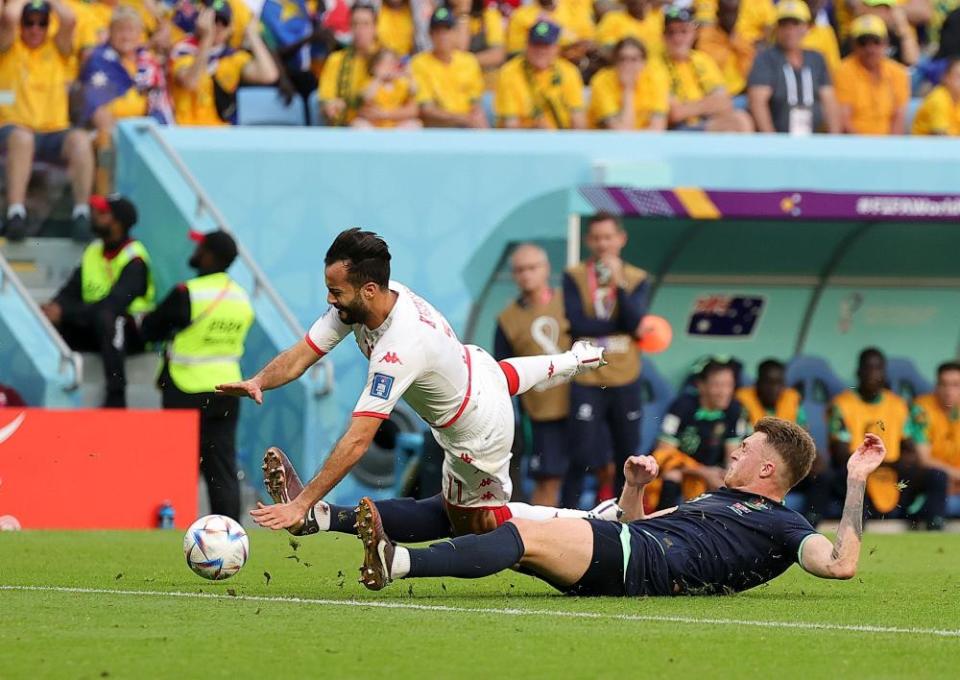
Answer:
[
  {"left": 847, "top": 433, "right": 886, "bottom": 481},
  {"left": 624, "top": 455, "right": 658, "bottom": 487},
  {"left": 195, "top": 8, "right": 214, "bottom": 41},
  {"left": 249, "top": 500, "right": 305, "bottom": 530},
  {"left": 215, "top": 379, "right": 263, "bottom": 404}
]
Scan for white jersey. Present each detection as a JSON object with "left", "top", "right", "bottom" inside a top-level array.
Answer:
[{"left": 305, "top": 281, "right": 470, "bottom": 427}]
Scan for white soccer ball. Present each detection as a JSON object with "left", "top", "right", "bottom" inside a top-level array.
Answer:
[{"left": 183, "top": 514, "right": 249, "bottom": 581}]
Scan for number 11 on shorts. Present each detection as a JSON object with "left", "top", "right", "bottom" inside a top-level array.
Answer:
[{"left": 446, "top": 474, "right": 463, "bottom": 504}]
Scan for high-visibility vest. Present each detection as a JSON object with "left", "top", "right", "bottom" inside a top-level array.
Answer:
[
  {"left": 167, "top": 272, "right": 254, "bottom": 394},
  {"left": 80, "top": 239, "right": 156, "bottom": 314}
]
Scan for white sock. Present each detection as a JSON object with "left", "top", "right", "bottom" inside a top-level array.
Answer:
[
  {"left": 507, "top": 502, "right": 596, "bottom": 521},
  {"left": 7, "top": 203, "right": 25, "bottom": 219},
  {"left": 500, "top": 353, "right": 578, "bottom": 395},
  {"left": 312, "top": 501, "right": 331, "bottom": 531},
  {"left": 72, "top": 204, "right": 90, "bottom": 219},
  {"left": 392, "top": 546, "right": 411, "bottom": 579}
]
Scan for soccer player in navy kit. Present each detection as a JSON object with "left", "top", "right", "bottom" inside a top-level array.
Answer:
[{"left": 355, "top": 417, "right": 882, "bottom": 593}]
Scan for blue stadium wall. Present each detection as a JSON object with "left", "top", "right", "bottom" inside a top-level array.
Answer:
[{"left": 114, "top": 121, "right": 960, "bottom": 502}]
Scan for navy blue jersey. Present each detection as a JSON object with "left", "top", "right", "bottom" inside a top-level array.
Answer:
[
  {"left": 659, "top": 394, "right": 750, "bottom": 467},
  {"left": 627, "top": 488, "right": 817, "bottom": 596}
]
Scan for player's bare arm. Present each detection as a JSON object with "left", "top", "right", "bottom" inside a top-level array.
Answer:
[
  {"left": 250, "top": 415, "right": 382, "bottom": 529},
  {"left": 799, "top": 434, "right": 886, "bottom": 580},
  {"left": 215, "top": 339, "right": 320, "bottom": 403},
  {"left": 616, "top": 455, "right": 659, "bottom": 522}
]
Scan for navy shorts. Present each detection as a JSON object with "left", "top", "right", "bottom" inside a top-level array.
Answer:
[
  {"left": 528, "top": 418, "right": 569, "bottom": 480},
  {"left": 562, "top": 520, "right": 669, "bottom": 597},
  {"left": 568, "top": 379, "right": 642, "bottom": 471},
  {"left": 0, "top": 125, "right": 69, "bottom": 162}
]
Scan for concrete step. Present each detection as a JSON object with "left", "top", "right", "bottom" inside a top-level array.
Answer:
[
  {"left": 0, "top": 236, "right": 85, "bottom": 303},
  {"left": 80, "top": 352, "right": 163, "bottom": 409}
]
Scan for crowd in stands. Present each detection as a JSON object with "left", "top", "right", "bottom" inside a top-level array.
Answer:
[
  {"left": 1, "top": 0, "right": 960, "bottom": 240},
  {"left": 496, "top": 213, "right": 960, "bottom": 527}
]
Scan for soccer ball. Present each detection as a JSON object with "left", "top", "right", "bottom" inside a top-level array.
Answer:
[{"left": 183, "top": 514, "right": 249, "bottom": 581}]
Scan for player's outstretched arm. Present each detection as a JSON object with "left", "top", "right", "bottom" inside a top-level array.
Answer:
[
  {"left": 617, "top": 456, "right": 661, "bottom": 522},
  {"left": 250, "top": 415, "right": 381, "bottom": 529},
  {"left": 215, "top": 339, "right": 320, "bottom": 404},
  {"left": 799, "top": 434, "right": 886, "bottom": 580}
]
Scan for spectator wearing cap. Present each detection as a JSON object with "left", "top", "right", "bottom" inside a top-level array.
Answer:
[
  {"left": 588, "top": 36, "right": 669, "bottom": 130},
  {"left": 912, "top": 57, "right": 960, "bottom": 135},
  {"left": 318, "top": 3, "right": 378, "bottom": 126},
  {"left": 505, "top": 0, "right": 595, "bottom": 61},
  {"left": 661, "top": 5, "right": 753, "bottom": 131},
  {"left": 595, "top": 0, "right": 665, "bottom": 60},
  {"left": 411, "top": 7, "right": 487, "bottom": 128},
  {"left": 799, "top": 0, "right": 840, "bottom": 75},
  {"left": 852, "top": 0, "right": 920, "bottom": 67},
  {"left": 377, "top": 0, "right": 415, "bottom": 58},
  {"left": 170, "top": 0, "right": 278, "bottom": 125},
  {"left": 0, "top": 0, "right": 94, "bottom": 242},
  {"left": 80, "top": 6, "right": 172, "bottom": 195},
  {"left": 495, "top": 20, "right": 586, "bottom": 129},
  {"left": 41, "top": 194, "right": 155, "bottom": 408},
  {"left": 140, "top": 230, "right": 254, "bottom": 521},
  {"left": 834, "top": 14, "right": 909, "bottom": 135},
  {"left": 353, "top": 49, "right": 421, "bottom": 128},
  {"left": 747, "top": 0, "right": 839, "bottom": 134},
  {"left": 697, "top": 0, "right": 756, "bottom": 95}
]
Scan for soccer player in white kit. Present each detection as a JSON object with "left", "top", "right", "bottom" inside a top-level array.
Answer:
[{"left": 218, "top": 228, "right": 607, "bottom": 538}]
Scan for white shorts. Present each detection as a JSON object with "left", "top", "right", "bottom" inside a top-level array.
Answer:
[{"left": 431, "top": 345, "right": 515, "bottom": 508}]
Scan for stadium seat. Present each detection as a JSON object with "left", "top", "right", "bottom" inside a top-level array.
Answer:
[
  {"left": 237, "top": 87, "right": 306, "bottom": 126},
  {"left": 886, "top": 356, "right": 933, "bottom": 400},
  {"left": 905, "top": 97, "right": 922, "bottom": 134},
  {"left": 785, "top": 355, "right": 847, "bottom": 454},
  {"left": 307, "top": 91, "right": 323, "bottom": 126},
  {"left": 638, "top": 359, "right": 676, "bottom": 455}
]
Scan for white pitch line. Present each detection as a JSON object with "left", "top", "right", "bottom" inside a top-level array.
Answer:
[{"left": 2, "top": 584, "right": 959, "bottom": 639}]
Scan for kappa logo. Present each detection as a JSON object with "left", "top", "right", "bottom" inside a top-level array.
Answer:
[
  {"left": 547, "top": 361, "right": 555, "bottom": 379},
  {"left": 380, "top": 352, "right": 402, "bottom": 365},
  {"left": 0, "top": 412, "right": 25, "bottom": 445}
]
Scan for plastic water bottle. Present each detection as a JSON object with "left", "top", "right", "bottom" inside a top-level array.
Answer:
[{"left": 158, "top": 501, "right": 175, "bottom": 529}]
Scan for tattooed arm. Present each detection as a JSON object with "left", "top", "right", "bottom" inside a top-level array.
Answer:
[{"left": 798, "top": 434, "right": 886, "bottom": 580}]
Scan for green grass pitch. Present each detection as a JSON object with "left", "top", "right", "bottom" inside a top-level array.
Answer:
[{"left": 2, "top": 529, "right": 959, "bottom": 679}]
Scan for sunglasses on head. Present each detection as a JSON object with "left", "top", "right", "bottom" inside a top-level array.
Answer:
[{"left": 855, "top": 35, "right": 883, "bottom": 46}]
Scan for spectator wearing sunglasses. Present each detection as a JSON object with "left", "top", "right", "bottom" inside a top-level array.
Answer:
[
  {"left": 170, "top": 0, "right": 278, "bottom": 126},
  {"left": 834, "top": 14, "right": 909, "bottom": 135},
  {"left": 0, "top": 0, "right": 95, "bottom": 242}
]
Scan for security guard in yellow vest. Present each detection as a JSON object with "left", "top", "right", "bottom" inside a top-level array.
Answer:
[
  {"left": 494, "top": 243, "right": 571, "bottom": 507},
  {"left": 830, "top": 348, "right": 948, "bottom": 529},
  {"left": 562, "top": 212, "right": 649, "bottom": 505},
  {"left": 141, "top": 230, "right": 254, "bottom": 520},
  {"left": 41, "top": 194, "right": 154, "bottom": 407}
]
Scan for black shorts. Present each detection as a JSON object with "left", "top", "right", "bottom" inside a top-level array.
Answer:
[
  {"left": 528, "top": 419, "right": 569, "bottom": 480},
  {"left": 568, "top": 380, "right": 643, "bottom": 471},
  {"left": 561, "top": 520, "right": 670, "bottom": 597}
]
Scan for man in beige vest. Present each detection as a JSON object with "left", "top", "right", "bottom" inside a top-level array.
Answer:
[
  {"left": 495, "top": 244, "right": 571, "bottom": 507},
  {"left": 562, "top": 212, "right": 649, "bottom": 506}
]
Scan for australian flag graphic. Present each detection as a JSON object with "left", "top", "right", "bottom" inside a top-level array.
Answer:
[{"left": 687, "top": 295, "right": 764, "bottom": 337}]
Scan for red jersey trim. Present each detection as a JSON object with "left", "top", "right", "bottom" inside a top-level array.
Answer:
[
  {"left": 304, "top": 333, "right": 327, "bottom": 357},
  {"left": 352, "top": 411, "right": 389, "bottom": 420},
  {"left": 436, "top": 346, "right": 472, "bottom": 429}
]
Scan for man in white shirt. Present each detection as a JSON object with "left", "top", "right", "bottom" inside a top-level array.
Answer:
[{"left": 217, "top": 228, "right": 606, "bottom": 539}]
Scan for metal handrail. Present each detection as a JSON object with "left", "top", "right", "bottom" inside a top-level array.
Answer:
[
  {"left": 133, "top": 122, "right": 334, "bottom": 395},
  {"left": 0, "top": 247, "right": 82, "bottom": 390}
]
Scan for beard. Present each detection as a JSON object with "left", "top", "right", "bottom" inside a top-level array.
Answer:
[{"left": 336, "top": 298, "right": 369, "bottom": 326}]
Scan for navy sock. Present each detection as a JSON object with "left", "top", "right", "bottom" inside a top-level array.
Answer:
[
  {"left": 407, "top": 522, "right": 525, "bottom": 579},
  {"left": 327, "top": 494, "right": 454, "bottom": 541}
]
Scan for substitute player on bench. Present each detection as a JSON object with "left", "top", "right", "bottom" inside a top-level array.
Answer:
[
  {"left": 355, "top": 417, "right": 884, "bottom": 595},
  {"left": 217, "top": 227, "right": 606, "bottom": 538}
]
